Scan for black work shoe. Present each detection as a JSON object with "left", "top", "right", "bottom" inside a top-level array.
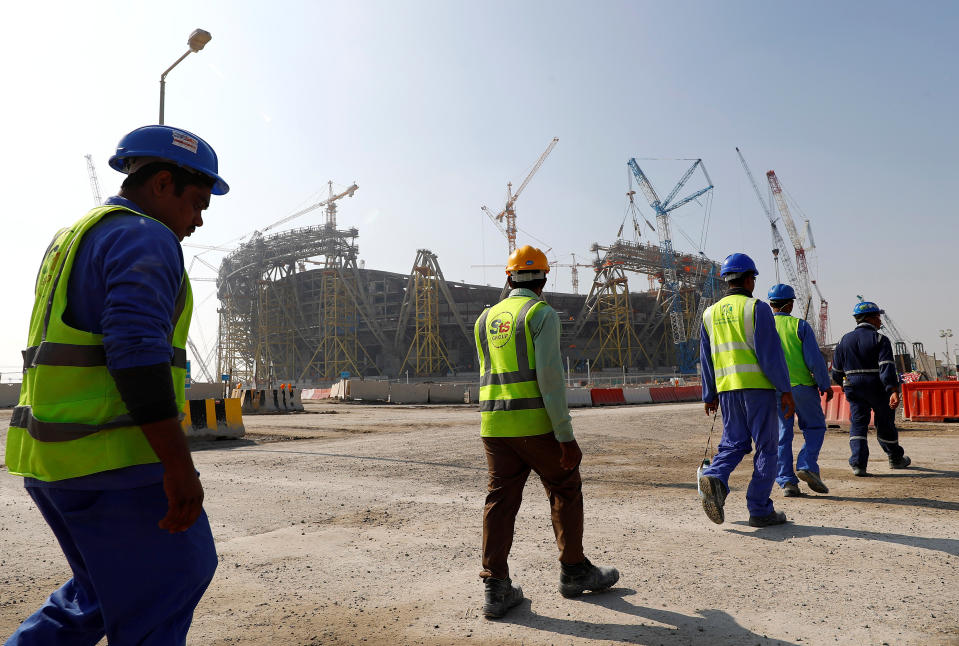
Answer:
[
  {"left": 796, "top": 469, "right": 829, "bottom": 494},
  {"left": 782, "top": 482, "right": 802, "bottom": 497},
  {"left": 748, "top": 510, "right": 788, "bottom": 527},
  {"left": 851, "top": 465, "right": 869, "bottom": 477},
  {"left": 889, "top": 455, "right": 912, "bottom": 469},
  {"left": 699, "top": 475, "right": 727, "bottom": 525},
  {"left": 482, "top": 577, "right": 523, "bottom": 619},
  {"left": 559, "top": 558, "right": 619, "bottom": 598}
]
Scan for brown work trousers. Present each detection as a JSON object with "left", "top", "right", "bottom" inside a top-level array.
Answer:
[{"left": 481, "top": 432, "right": 585, "bottom": 580}]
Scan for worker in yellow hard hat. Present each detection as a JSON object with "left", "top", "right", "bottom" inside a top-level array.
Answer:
[{"left": 474, "top": 244, "right": 618, "bottom": 619}]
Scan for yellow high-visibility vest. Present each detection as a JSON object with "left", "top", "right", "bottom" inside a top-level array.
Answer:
[
  {"left": 774, "top": 314, "right": 816, "bottom": 387},
  {"left": 703, "top": 294, "right": 775, "bottom": 392}
]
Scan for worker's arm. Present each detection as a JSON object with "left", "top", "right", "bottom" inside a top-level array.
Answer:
[
  {"left": 531, "top": 305, "right": 574, "bottom": 444},
  {"left": 877, "top": 334, "right": 900, "bottom": 393},
  {"left": 700, "top": 322, "right": 718, "bottom": 414},
  {"left": 799, "top": 320, "right": 832, "bottom": 393}
]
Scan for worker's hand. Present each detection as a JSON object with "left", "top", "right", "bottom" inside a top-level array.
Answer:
[
  {"left": 704, "top": 399, "right": 719, "bottom": 415},
  {"left": 559, "top": 440, "right": 582, "bottom": 471},
  {"left": 780, "top": 392, "right": 796, "bottom": 419},
  {"left": 159, "top": 464, "right": 205, "bottom": 533},
  {"left": 822, "top": 388, "right": 834, "bottom": 402},
  {"left": 889, "top": 391, "right": 900, "bottom": 410}
]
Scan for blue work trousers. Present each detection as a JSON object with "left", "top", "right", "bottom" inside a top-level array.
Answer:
[
  {"left": 6, "top": 482, "right": 217, "bottom": 646},
  {"left": 776, "top": 384, "right": 827, "bottom": 487},
  {"left": 702, "top": 389, "right": 778, "bottom": 518},
  {"left": 845, "top": 384, "right": 904, "bottom": 468}
]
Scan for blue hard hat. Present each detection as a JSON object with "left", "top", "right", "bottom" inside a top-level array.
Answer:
[
  {"left": 720, "top": 253, "right": 758, "bottom": 277},
  {"left": 767, "top": 284, "right": 796, "bottom": 301},
  {"left": 853, "top": 301, "right": 884, "bottom": 316},
  {"left": 109, "top": 125, "right": 229, "bottom": 195}
]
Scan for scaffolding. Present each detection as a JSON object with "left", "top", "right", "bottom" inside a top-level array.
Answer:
[{"left": 398, "top": 250, "right": 454, "bottom": 377}]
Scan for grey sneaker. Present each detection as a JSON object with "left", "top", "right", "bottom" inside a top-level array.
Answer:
[
  {"left": 782, "top": 482, "right": 802, "bottom": 497},
  {"left": 559, "top": 558, "right": 619, "bottom": 598},
  {"left": 889, "top": 455, "right": 912, "bottom": 469},
  {"left": 699, "top": 475, "right": 727, "bottom": 525},
  {"left": 851, "top": 465, "right": 869, "bottom": 477},
  {"left": 482, "top": 577, "right": 523, "bottom": 619},
  {"left": 796, "top": 469, "right": 829, "bottom": 494},
  {"left": 748, "top": 510, "right": 788, "bottom": 527}
]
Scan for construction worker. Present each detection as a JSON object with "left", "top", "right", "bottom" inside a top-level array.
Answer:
[
  {"left": 831, "top": 301, "right": 911, "bottom": 476},
  {"left": 698, "top": 253, "right": 796, "bottom": 528},
  {"left": 5, "top": 125, "right": 228, "bottom": 645},
  {"left": 474, "top": 245, "right": 618, "bottom": 619},
  {"left": 767, "top": 284, "right": 834, "bottom": 496}
]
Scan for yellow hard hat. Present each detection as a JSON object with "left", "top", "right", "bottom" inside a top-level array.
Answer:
[{"left": 505, "top": 245, "right": 550, "bottom": 274}]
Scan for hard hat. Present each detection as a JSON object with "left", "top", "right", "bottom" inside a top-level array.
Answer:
[
  {"left": 109, "top": 125, "right": 229, "bottom": 195},
  {"left": 767, "top": 284, "right": 796, "bottom": 301},
  {"left": 853, "top": 301, "right": 884, "bottom": 316},
  {"left": 505, "top": 245, "right": 550, "bottom": 274},
  {"left": 720, "top": 253, "right": 758, "bottom": 277}
]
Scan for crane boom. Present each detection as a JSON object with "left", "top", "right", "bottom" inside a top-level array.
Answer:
[
  {"left": 262, "top": 182, "right": 359, "bottom": 233},
  {"left": 85, "top": 154, "right": 103, "bottom": 207},
  {"left": 766, "top": 170, "right": 812, "bottom": 319}
]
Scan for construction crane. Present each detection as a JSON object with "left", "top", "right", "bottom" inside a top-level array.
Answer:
[
  {"left": 856, "top": 294, "right": 910, "bottom": 346},
  {"left": 810, "top": 279, "right": 829, "bottom": 345},
  {"left": 481, "top": 137, "right": 559, "bottom": 254},
  {"left": 550, "top": 253, "right": 593, "bottom": 295},
  {"left": 85, "top": 154, "right": 103, "bottom": 206},
  {"left": 766, "top": 170, "right": 813, "bottom": 319},
  {"left": 627, "top": 158, "right": 714, "bottom": 373},
  {"left": 262, "top": 181, "right": 358, "bottom": 233}
]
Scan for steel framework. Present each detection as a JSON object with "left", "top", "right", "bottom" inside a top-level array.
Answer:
[{"left": 398, "top": 250, "right": 455, "bottom": 376}]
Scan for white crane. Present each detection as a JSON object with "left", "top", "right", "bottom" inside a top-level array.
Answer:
[
  {"left": 766, "top": 170, "right": 813, "bottom": 319},
  {"left": 85, "top": 154, "right": 103, "bottom": 207}
]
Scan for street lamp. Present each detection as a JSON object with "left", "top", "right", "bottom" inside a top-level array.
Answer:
[
  {"left": 939, "top": 328, "right": 953, "bottom": 376},
  {"left": 159, "top": 28, "right": 212, "bottom": 125}
]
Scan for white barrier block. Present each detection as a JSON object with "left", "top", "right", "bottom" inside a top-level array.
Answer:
[
  {"left": 566, "top": 387, "right": 592, "bottom": 408},
  {"left": 390, "top": 383, "right": 430, "bottom": 404},
  {"left": 429, "top": 384, "right": 467, "bottom": 404},
  {"left": 347, "top": 380, "right": 391, "bottom": 402},
  {"left": 185, "top": 383, "right": 225, "bottom": 400},
  {"left": 466, "top": 386, "right": 479, "bottom": 405},
  {"left": 623, "top": 387, "right": 652, "bottom": 404}
]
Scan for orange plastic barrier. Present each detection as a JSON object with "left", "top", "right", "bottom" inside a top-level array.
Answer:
[
  {"left": 820, "top": 385, "right": 873, "bottom": 427},
  {"left": 902, "top": 381, "right": 959, "bottom": 422},
  {"left": 674, "top": 385, "right": 703, "bottom": 402},
  {"left": 590, "top": 388, "right": 626, "bottom": 406},
  {"left": 649, "top": 387, "right": 678, "bottom": 403}
]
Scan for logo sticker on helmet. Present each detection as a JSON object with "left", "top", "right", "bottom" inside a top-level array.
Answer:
[
  {"left": 488, "top": 312, "right": 515, "bottom": 348},
  {"left": 171, "top": 131, "right": 199, "bottom": 154}
]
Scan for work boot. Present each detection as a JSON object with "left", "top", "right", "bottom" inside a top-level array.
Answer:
[
  {"left": 782, "top": 482, "right": 802, "bottom": 497},
  {"left": 851, "top": 465, "right": 869, "bottom": 477},
  {"left": 796, "top": 469, "right": 829, "bottom": 494},
  {"left": 748, "top": 510, "right": 788, "bottom": 528},
  {"left": 889, "top": 455, "right": 912, "bottom": 469},
  {"left": 482, "top": 577, "right": 523, "bottom": 619},
  {"left": 559, "top": 558, "right": 619, "bottom": 598},
  {"left": 699, "top": 475, "right": 726, "bottom": 524}
]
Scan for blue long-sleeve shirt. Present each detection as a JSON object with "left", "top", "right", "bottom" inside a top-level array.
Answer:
[
  {"left": 700, "top": 291, "right": 792, "bottom": 403},
  {"left": 832, "top": 322, "right": 900, "bottom": 393},
  {"left": 774, "top": 312, "right": 831, "bottom": 392}
]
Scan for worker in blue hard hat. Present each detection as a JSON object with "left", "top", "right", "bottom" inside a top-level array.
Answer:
[
  {"left": 5, "top": 125, "right": 227, "bottom": 644},
  {"left": 698, "top": 253, "right": 795, "bottom": 527},
  {"left": 831, "top": 301, "right": 911, "bottom": 476},
  {"left": 767, "top": 284, "right": 833, "bottom": 497}
]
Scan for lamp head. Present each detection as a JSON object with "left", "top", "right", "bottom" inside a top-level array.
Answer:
[{"left": 188, "top": 29, "right": 212, "bottom": 52}]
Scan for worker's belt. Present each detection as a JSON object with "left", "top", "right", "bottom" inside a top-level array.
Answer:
[
  {"left": 23, "top": 342, "right": 187, "bottom": 370},
  {"left": 844, "top": 369, "right": 880, "bottom": 374},
  {"left": 11, "top": 405, "right": 137, "bottom": 442},
  {"left": 479, "top": 397, "right": 546, "bottom": 412}
]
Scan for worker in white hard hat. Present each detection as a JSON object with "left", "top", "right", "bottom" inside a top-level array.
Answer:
[{"left": 474, "top": 244, "right": 618, "bottom": 619}]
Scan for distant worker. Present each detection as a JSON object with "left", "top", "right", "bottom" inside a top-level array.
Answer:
[
  {"left": 831, "top": 301, "right": 911, "bottom": 476},
  {"left": 5, "top": 125, "right": 228, "bottom": 645},
  {"left": 474, "top": 245, "right": 618, "bottom": 619},
  {"left": 767, "top": 284, "right": 834, "bottom": 496},
  {"left": 698, "top": 253, "right": 796, "bottom": 527}
]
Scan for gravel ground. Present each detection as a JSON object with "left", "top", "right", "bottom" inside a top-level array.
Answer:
[{"left": 2, "top": 401, "right": 958, "bottom": 646}]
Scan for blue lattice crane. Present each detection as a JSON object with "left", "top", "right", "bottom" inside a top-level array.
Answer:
[{"left": 627, "top": 158, "right": 714, "bottom": 373}]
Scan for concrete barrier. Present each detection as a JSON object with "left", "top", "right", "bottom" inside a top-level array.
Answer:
[
  {"left": 674, "top": 385, "right": 703, "bottom": 402},
  {"left": 649, "top": 387, "right": 678, "bottom": 403},
  {"left": 330, "top": 381, "right": 347, "bottom": 399},
  {"left": 622, "top": 387, "right": 652, "bottom": 404},
  {"left": 429, "top": 384, "right": 467, "bottom": 404},
  {"left": 566, "top": 387, "right": 593, "bottom": 407},
  {"left": 466, "top": 385, "right": 479, "bottom": 405},
  {"left": 233, "top": 388, "right": 305, "bottom": 413},
  {"left": 185, "top": 383, "right": 225, "bottom": 400},
  {"left": 590, "top": 388, "right": 626, "bottom": 406},
  {"left": 390, "top": 383, "right": 430, "bottom": 404},
  {"left": 345, "top": 380, "right": 391, "bottom": 403},
  {"left": 0, "top": 383, "right": 20, "bottom": 408},
  {"left": 301, "top": 388, "right": 331, "bottom": 400},
  {"left": 181, "top": 398, "right": 245, "bottom": 438}
]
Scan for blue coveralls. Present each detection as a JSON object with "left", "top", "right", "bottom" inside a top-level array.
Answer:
[
  {"left": 831, "top": 322, "right": 905, "bottom": 468},
  {"left": 774, "top": 313, "right": 832, "bottom": 487},
  {"left": 700, "top": 290, "right": 792, "bottom": 518},
  {"left": 6, "top": 197, "right": 217, "bottom": 646}
]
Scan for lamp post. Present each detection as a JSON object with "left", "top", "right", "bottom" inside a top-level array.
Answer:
[
  {"left": 939, "top": 329, "right": 953, "bottom": 377},
  {"left": 159, "top": 29, "right": 212, "bottom": 125}
]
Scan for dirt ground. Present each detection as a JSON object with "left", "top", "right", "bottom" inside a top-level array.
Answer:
[{"left": 2, "top": 401, "right": 958, "bottom": 646}]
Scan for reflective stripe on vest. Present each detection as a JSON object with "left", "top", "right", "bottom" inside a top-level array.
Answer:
[
  {"left": 704, "top": 294, "right": 775, "bottom": 392},
  {"left": 5, "top": 205, "right": 192, "bottom": 482},
  {"left": 774, "top": 315, "right": 816, "bottom": 387},
  {"left": 475, "top": 296, "right": 552, "bottom": 437}
]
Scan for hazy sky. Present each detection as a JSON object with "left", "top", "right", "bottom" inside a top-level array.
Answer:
[{"left": 2, "top": 0, "right": 957, "bottom": 379}]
